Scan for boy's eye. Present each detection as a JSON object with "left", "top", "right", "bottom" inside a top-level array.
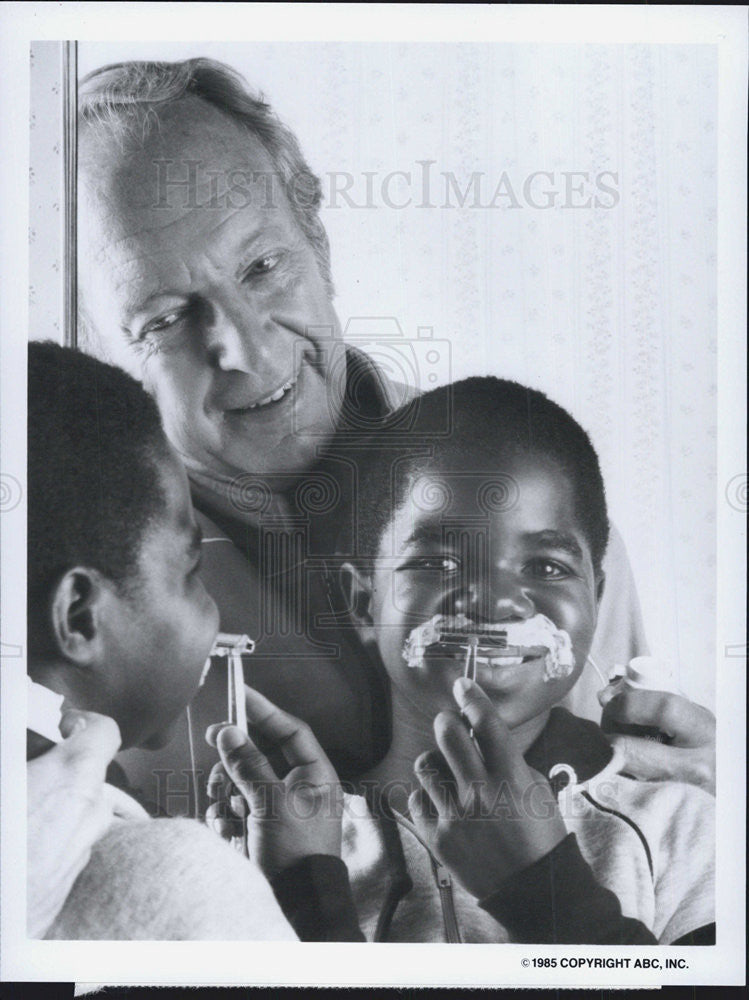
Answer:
[
  {"left": 526, "top": 559, "right": 571, "bottom": 580},
  {"left": 400, "top": 555, "right": 461, "bottom": 573}
]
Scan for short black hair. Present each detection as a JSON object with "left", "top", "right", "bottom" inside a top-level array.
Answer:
[
  {"left": 28, "top": 342, "right": 169, "bottom": 652},
  {"left": 354, "top": 376, "right": 610, "bottom": 572}
]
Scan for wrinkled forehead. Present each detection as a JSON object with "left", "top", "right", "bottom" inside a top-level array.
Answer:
[{"left": 78, "top": 94, "right": 280, "bottom": 260}]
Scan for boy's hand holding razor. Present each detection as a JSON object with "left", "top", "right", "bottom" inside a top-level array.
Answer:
[
  {"left": 205, "top": 686, "right": 344, "bottom": 878},
  {"left": 409, "top": 677, "right": 568, "bottom": 900}
]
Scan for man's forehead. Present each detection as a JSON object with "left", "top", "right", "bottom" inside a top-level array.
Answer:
[
  {"left": 79, "top": 102, "right": 293, "bottom": 301},
  {"left": 79, "top": 95, "right": 280, "bottom": 231},
  {"left": 82, "top": 95, "right": 266, "bottom": 173}
]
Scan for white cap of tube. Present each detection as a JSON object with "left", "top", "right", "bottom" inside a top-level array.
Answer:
[{"left": 624, "top": 656, "right": 682, "bottom": 696}]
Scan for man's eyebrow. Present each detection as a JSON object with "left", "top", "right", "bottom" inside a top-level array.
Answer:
[
  {"left": 525, "top": 530, "right": 584, "bottom": 560},
  {"left": 125, "top": 289, "right": 185, "bottom": 315}
]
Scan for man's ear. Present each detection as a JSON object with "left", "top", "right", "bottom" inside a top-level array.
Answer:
[
  {"left": 595, "top": 571, "right": 606, "bottom": 608},
  {"left": 339, "top": 562, "right": 376, "bottom": 645},
  {"left": 50, "top": 568, "right": 107, "bottom": 665}
]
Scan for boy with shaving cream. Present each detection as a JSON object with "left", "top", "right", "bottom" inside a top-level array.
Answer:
[
  {"left": 338, "top": 377, "right": 713, "bottom": 942},
  {"left": 212, "top": 376, "right": 714, "bottom": 943}
]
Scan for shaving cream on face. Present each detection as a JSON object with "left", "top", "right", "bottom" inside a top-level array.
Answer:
[
  {"left": 402, "top": 613, "right": 575, "bottom": 681},
  {"left": 402, "top": 613, "right": 474, "bottom": 668}
]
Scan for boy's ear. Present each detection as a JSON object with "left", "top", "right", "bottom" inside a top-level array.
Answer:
[
  {"left": 595, "top": 571, "right": 606, "bottom": 607},
  {"left": 339, "top": 562, "right": 376, "bottom": 645},
  {"left": 50, "top": 568, "right": 107, "bottom": 666}
]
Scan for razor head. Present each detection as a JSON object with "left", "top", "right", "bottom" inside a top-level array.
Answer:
[
  {"left": 209, "top": 633, "right": 255, "bottom": 658},
  {"left": 426, "top": 627, "right": 545, "bottom": 663},
  {"left": 199, "top": 633, "right": 256, "bottom": 689}
]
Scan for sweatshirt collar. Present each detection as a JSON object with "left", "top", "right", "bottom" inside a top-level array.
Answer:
[{"left": 524, "top": 706, "right": 614, "bottom": 789}]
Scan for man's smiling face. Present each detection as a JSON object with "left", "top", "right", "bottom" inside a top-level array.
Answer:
[
  {"left": 79, "top": 96, "right": 342, "bottom": 485},
  {"left": 367, "top": 451, "right": 604, "bottom": 733}
]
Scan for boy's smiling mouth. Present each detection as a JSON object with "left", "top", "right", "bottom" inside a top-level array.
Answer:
[{"left": 402, "top": 613, "right": 575, "bottom": 682}]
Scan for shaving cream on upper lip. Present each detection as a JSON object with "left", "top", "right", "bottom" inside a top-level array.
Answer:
[{"left": 402, "top": 613, "right": 574, "bottom": 681}]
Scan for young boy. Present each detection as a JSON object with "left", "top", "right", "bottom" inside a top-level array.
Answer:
[
  {"left": 329, "top": 375, "right": 715, "bottom": 943},
  {"left": 27, "top": 342, "right": 352, "bottom": 940}
]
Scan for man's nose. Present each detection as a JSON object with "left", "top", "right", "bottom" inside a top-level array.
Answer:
[{"left": 203, "top": 295, "right": 276, "bottom": 373}]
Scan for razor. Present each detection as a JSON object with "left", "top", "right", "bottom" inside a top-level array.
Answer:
[
  {"left": 206, "top": 632, "right": 256, "bottom": 735},
  {"left": 201, "top": 632, "right": 256, "bottom": 857},
  {"left": 425, "top": 626, "right": 546, "bottom": 664}
]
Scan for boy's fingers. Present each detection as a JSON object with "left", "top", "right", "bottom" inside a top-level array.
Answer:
[
  {"left": 452, "top": 677, "right": 523, "bottom": 776},
  {"left": 433, "top": 710, "right": 485, "bottom": 793},
  {"left": 216, "top": 725, "right": 277, "bottom": 809},
  {"left": 229, "top": 793, "right": 249, "bottom": 818},
  {"left": 242, "top": 685, "right": 336, "bottom": 783},
  {"left": 601, "top": 689, "right": 715, "bottom": 747},
  {"left": 413, "top": 749, "right": 459, "bottom": 817},
  {"left": 206, "top": 760, "right": 231, "bottom": 802},
  {"left": 205, "top": 721, "right": 231, "bottom": 748},
  {"left": 205, "top": 802, "right": 243, "bottom": 841},
  {"left": 408, "top": 787, "right": 439, "bottom": 841}
]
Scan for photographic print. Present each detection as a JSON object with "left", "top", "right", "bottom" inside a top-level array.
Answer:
[{"left": 1, "top": 3, "right": 746, "bottom": 990}]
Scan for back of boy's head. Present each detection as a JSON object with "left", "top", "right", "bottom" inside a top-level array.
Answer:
[
  {"left": 28, "top": 342, "right": 168, "bottom": 655},
  {"left": 355, "top": 375, "right": 609, "bottom": 572}
]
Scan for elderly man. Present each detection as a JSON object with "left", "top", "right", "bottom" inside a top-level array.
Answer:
[{"left": 76, "top": 58, "right": 714, "bottom": 811}]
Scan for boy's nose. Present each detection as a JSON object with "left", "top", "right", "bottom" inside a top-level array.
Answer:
[
  {"left": 448, "top": 572, "right": 535, "bottom": 623},
  {"left": 490, "top": 586, "right": 535, "bottom": 622},
  {"left": 482, "top": 568, "right": 535, "bottom": 622}
]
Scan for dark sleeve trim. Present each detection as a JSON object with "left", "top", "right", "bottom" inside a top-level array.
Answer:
[
  {"left": 479, "top": 833, "right": 657, "bottom": 945},
  {"left": 269, "top": 854, "right": 365, "bottom": 942}
]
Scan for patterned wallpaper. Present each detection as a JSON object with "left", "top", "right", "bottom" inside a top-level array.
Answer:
[{"left": 31, "top": 42, "right": 718, "bottom": 707}]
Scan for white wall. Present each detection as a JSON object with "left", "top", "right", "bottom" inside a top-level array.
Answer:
[{"left": 32, "top": 41, "right": 718, "bottom": 706}]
